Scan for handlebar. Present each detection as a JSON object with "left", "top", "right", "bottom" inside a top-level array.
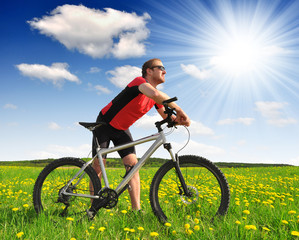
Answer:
[{"left": 155, "top": 97, "right": 178, "bottom": 132}]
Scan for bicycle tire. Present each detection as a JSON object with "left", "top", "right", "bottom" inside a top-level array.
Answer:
[
  {"left": 33, "top": 158, "right": 101, "bottom": 217},
  {"left": 150, "top": 155, "right": 230, "bottom": 223}
]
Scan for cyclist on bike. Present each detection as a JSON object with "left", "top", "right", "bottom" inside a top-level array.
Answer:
[{"left": 92, "top": 58, "right": 190, "bottom": 211}]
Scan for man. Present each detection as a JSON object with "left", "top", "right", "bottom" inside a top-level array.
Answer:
[{"left": 92, "top": 58, "right": 190, "bottom": 211}]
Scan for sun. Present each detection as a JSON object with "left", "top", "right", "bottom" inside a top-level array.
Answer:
[{"left": 210, "top": 34, "right": 264, "bottom": 77}]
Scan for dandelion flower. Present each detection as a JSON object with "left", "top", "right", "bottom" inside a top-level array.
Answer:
[
  {"left": 291, "top": 231, "right": 299, "bottom": 236},
  {"left": 70, "top": 238, "right": 76, "bottom": 240},
  {"left": 66, "top": 217, "right": 74, "bottom": 221},
  {"left": 150, "top": 232, "right": 159, "bottom": 237},
  {"left": 121, "top": 210, "right": 128, "bottom": 214},
  {"left": 235, "top": 220, "right": 241, "bottom": 225},
  {"left": 288, "top": 210, "right": 296, "bottom": 215},
  {"left": 194, "top": 225, "right": 200, "bottom": 231},
  {"left": 243, "top": 210, "right": 250, "bottom": 215},
  {"left": 172, "top": 230, "right": 177, "bottom": 235},
  {"left": 186, "top": 229, "right": 194, "bottom": 235},
  {"left": 245, "top": 225, "right": 257, "bottom": 230},
  {"left": 262, "top": 227, "right": 270, "bottom": 231},
  {"left": 184, "top": 223, "right": 190, "bottom": 229},
  {"left": 23, "top": 204, "right": 29, "bottom": 208},
  {"left": 164, "top": 222, "right": 171, "bottom": 227},
  {"left": 138, "top": 227, "right": 144, "bottom": 231},
  {"left": 281, "top": 220, "right": 288, "bottom": 225},
  {"left": 98, "top": 227, "right": 106, "bottom": 232},
  {"left": 12, "top": 207, "right": 19, "bottom": 211},
  {"left": 16, "top": 232, "right": 24, "bottom": 238},
  {"left": 124, "top": 228, "right": 130, "bottom": 232},
  {"left": 194, "top": 218, "right": 199, "bottom": 224}
]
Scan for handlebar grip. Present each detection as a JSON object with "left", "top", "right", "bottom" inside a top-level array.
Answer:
[{"left": 162, "top": 97, "right": 178, "bottom": 105}]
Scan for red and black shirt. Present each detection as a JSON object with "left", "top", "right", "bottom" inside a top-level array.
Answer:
[{"left": 100, "top": 77, "right": 163, "bottom": 130}]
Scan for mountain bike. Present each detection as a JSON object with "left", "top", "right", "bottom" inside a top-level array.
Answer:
[{"left": 33, "top": 97, "right": 230, "bottom": 223}]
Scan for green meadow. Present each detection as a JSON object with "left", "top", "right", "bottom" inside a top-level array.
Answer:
[{"left": 0, "top": 164, "right": 298, "bottom": 239}]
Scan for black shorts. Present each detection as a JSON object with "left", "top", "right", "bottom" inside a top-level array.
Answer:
[{"left": 92, "top": 115, "right": 136, "bottom": 159}]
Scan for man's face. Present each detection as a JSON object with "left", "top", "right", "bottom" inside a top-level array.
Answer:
[{"left": 150, "top": 60, "right": 166, "bottom": 84}]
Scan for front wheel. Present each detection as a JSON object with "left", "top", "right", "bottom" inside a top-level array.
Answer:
[
  {"left": 33, "top": 158, "right": 101, "bottom": 217},
  {"left": 150, "top": 155, "right": 230, "bottom": 223}
]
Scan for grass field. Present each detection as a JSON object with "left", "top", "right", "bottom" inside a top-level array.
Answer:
[{"left": 0, "top": 164, "right": 298, "bottom": 239}]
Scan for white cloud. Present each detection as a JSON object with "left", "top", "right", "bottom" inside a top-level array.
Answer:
[
  {"left": 217, "top": 117, "right": 255, "bottom": 126},
  {"left": 28, "top": 5, "right": 151, "bottom": 59},
  {"left": 16, "top": 62, "right": 80, "bottom": 87},
  {"left": 87, "top": 83, "right": 112, "bottom": 95},
  {"left": 4, "top": 103, "right": 17, "bottom": 110},
  {"left": 106, "top": 65, "right": 141, "bottom": 88},
  {"left": 181, "top": 64, "right": 210, "bottom": 80},
  {"left": 88, "top": 67, "right": 101, "bottom": 73},
  {"left": 135, "top": 113, "right": 161, "bottom": 129},
  {"left": 94, "top": 85, "right": 112, "bottom": 95},
  {"left": 188, "top": 120, "right": 214, "bottom": 135},
  {"left": 262, "top": 45, "right": 290, "bottom": 56},
  {"left": 30, "top": 144, "right": 91, "bottom": 159},
  {"left": 172, "top": 140, "right": 225, "bottom": 158},
  {"left": 255, "top": 101, "right": 297, "bottom": 127},
  {"left": 48, "top": 122, "right": 61, "bottom": 130}
]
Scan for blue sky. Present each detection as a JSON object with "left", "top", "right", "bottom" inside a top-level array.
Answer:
[{"left": 1, "top": 0, "right": 298, "bottom": 165}]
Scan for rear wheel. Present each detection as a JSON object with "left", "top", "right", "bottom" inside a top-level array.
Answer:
[
  {"left": 33, "top": 158, "right": 101, "bottom": 217},
  {"left": 150, "top": 155, "right": 230, "bottom": 223}
]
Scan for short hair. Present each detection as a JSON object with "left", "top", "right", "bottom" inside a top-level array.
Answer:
[{"left": 142, "top": 58, "right": 161, "bottom": 78}]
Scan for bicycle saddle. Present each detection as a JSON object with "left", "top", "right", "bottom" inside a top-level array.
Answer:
[{"left": 78, "top": 122, "right": 106, "bottom": 131}]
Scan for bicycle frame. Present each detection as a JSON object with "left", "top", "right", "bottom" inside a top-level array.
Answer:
[{"left": 61, "top": 128, "right": 177, "bottom": 199}]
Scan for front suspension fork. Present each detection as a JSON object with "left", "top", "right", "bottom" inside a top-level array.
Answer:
[{"left": 173, "top": 155, "right": 191, "bottom": 196}]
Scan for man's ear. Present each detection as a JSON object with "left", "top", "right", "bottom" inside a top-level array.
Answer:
[{"left": 146, "top": 68, "right": 152, "bottom": 77}]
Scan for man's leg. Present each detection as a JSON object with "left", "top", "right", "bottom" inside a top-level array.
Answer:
[
  {"left": 90, "top": 157, "right": 106, "bottom": 200},
  {"left": 122, "top": 153, "right": 140, "bottom": 210}
]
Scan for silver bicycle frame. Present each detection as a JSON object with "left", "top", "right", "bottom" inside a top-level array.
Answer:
[{"left": 61, "top": 129, "right": 177, "bottom": 199}]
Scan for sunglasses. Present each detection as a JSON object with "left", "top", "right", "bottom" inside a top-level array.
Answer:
[{"left": 150, "top": 65, "right": 166, "bottom": 71}]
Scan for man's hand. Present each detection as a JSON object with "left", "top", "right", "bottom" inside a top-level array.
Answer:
[{"left": 175, "top": 109, "right": 190, "bottom": 127}]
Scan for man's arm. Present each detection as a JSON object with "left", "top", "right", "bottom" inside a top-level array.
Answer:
[{"left": 139, "top": 83, "right": 190, "bottom": 126}]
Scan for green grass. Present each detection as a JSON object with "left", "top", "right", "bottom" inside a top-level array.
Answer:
[{"left": 0, "top": 165, "right": 298, "bottom": 239}]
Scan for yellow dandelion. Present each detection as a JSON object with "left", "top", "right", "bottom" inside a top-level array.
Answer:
[
  {"left": 184, "top": 223, "right": 190, "bottom": 229},
  {"left": 209, "top": 227, "right": 214, "bottom": 231},
  {"left": 124, "top": 228, "right": 130, "bottom": 232},
  {"left": 66, "top": 217, "right": 74, "bottom": 221},
  {"left": 172, "top": 230, "right": 177, "bottom": 235},
  {"left": 245, "top": 225, "right": 257, "bottom": 230},
  {"left": 194, "top": 225, "right": 200, "bottom": 231},
  {"left": 121, "top": 210, "right": 128, "bottom": 214},
  {"left": 235, "top": 220, "right": 241, "bottom": 225},
  {"left": 288, "top": 210, "right": 296, "bottom": 215},
  {"left": 150, "top": 232, "right": 159, "bottom": 237},
  {"left": 243, "top": 210, "right": 250, "bottom": 215},
  {"left": 262, "top": 227, "right": 270, "bottom": 231},
  {"left": 194, "top": 218, "right": 199, "bottom": 224},
  {"left": 164, "top": 222, "right": 171, "bottom": 227},
  {"left": 70, "top": 238, "right": 76, "bottom": 240},
  {"left": 138, "top": 227, "right": 144, "bottom": 231},
  {"left": 129, "top": 229, "right": 135, "bottom": 233},
  {"left": 12, "top": 207, "right": 19, "bottom": 211},
  {"left": 16, "top": 232, "right": 24, "bottom": 238},
  {"left": 98, "top": 227, "right": 106, "bottom": 232},
  {"left": 281, "top": 220, "right": 288, "bottom": 225},
  {"left": 291, "top": 231, "right": 299, "bottom": 236},
  {"left": 186, "top": 229, "right": 194, "bottom": 235},
  {"left": 23, "top": 204, "right": 29, "bottom": 208}
]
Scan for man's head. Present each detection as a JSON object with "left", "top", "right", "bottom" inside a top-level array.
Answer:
[{"left": 142, "top": 58, "right": 166, "bottom": 85}]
